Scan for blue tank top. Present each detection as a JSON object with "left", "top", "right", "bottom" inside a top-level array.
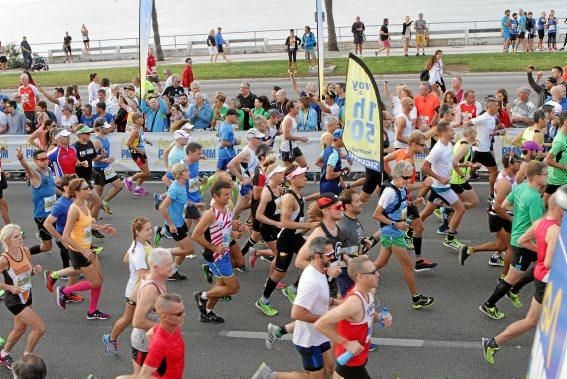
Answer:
[
  {"left": 537, "top": 17, "right": 545, "bottom": 30},
  {"left": 92, "top": 135, "right": 110, "bottom": 169},
  {"left": 320, "top": 146, "right": 342, "bottom": 194},
  {"left": 31, "top": 168, "right": 56, "bottom": 218}
]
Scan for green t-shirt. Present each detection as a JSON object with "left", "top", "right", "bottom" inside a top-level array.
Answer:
[
  {"left": 548, "top": 130, "right": 567, "bottom": 185},
  {"left": 506, "top": 182, "right": 545, "bottom": 247}
]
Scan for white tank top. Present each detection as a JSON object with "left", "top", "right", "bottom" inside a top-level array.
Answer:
[
  {"left": 393, "top": 113, "right": 413, "bottom": 149},
  {"left": 281, "top": 115, "right": 298, "bottom": 152},
  {"left": 242, "top": 145, "right": 259, "bottom": 179}
]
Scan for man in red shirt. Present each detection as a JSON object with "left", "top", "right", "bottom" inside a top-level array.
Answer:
[
  {"left": 414, "top": 82, "right": 440, "bottom": 132},
  {"left": 18, "top": 72, "right": 40, "bottom": 122},
  {"left": 139, "top": 293, "right": 186, "bottom": 379},
  {"left": 454, "top": 90, "right": 482, "bottom": 126},
  {"left": 146, "top": 47, "right": 159, "bottom": 84},
  {"left": 181, "top": 58, "right": 194, "bottom": 92}
]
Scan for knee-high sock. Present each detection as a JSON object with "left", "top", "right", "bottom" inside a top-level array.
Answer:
[
  {"left": 62, "top": 280, "right": 92, "bottom": 295},
  {"left": 89, "top": 286, "right": 102, "bottom": 314}
]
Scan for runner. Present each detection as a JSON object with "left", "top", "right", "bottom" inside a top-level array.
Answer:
[
  {"left": 124, "top": 112, "right": 152, "bottom": 196},
  {"left": 16, "top": 148, "right": 56, "bottom": 256},
  {"left": 0, "top": 224, "right": 45, "bottom": 371},
  {"left": 479, "top": 161, "right": 547, "bottom": 320},
  {"left": 482, "top": 189, "right": 564, "bottom": 364},
  {"left": 253, "top": 237, "right": 337, "bottom": 379},
  {"left": 216, "top": 109, "right": 239, "bottom": 173},
  {"left": 459, "top": 154, "right": 523, "bottom": 268},
  {"left": 115, "top": 248, "right": 171, "bottom": 379},
  {"left": 543, "top": 112, "right": 567, "bottom": 204},
  {"left": 56, "top": 178, "right": 116, "bottom": 320},
  {"left": 91, "top": 117, "right": 123, "bottom": 215},
  {"left": 256, "top": 165, "right": 317, "bottom": 316},
  {"left": 373, "top": 161, "right": 435, "bottom": 309},
  {"left": 280, "top": 101, "right": 308, "bottom": 167},
  {"left": 319, "top": 129, "right": 345, "bottom": 195},
  {"left": 315, "top": 256, "right": 392, "bottom": 379},
  {"left": 449, "top": 125, "right": 481, "bottom": 210},
  {"left": 102, "top": 217, "right": 152, "bottom": 357},
  {"left": 192, "top": 181, "right": 242, "bottom": 323}
]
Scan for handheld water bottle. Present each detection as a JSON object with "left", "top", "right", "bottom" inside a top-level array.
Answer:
[
  {"left": 337, "top": 350, "right": 354, "bottom": 365},
  {"left": 378, "top": 306, "right": 389, "bottom": 328}
]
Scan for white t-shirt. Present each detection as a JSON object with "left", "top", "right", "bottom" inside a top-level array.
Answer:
[
  {"left": 321, "top": 103, "right": 340, "bottom": 128},
  {"left": 292, "top": 265, "right": 330, "bottom": 348},
  {"left": 425, "top": 140, "right": 453, "bottom": 188},
  {"left": 53, "top": 97, "right": 67, "bottom": 126},
  {"left": 393, "top": 113, "right": 412, "bottom": 149},
  {"left": 60, "top": 114, "right": 78, "bottom": 131},
  {"left": 471, "top": 112, "right": 496, "bottom": 152},
  {"left": 125, "top": 241, "right": 150, "bottom": 298},
  {"left": 87, "top": 81, "right": 100, "bottom": 104}
]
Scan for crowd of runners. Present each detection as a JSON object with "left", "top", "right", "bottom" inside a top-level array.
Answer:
[{"left": 0, "top": 48, "right": 566, "bottom": 377}]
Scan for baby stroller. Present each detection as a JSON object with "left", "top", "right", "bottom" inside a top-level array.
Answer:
[{"left": 31, "top": 53, "right": 49, "bottom": 71}]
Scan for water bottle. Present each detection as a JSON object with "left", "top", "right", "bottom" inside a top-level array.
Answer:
[
  {"left": 378, "top": 306, "right": 389, "bottom": 328},
  {"left": 336, "top": 351, "right": 354, "bottom": 365}
]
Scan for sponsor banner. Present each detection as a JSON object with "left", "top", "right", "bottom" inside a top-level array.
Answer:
[{"left": 0, "top": 128, "right": 525, "bottom": 173}]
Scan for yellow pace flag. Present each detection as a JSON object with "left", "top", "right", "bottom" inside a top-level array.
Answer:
[{"left": 343, "top": 53, "right": 383, "bottom": 172}]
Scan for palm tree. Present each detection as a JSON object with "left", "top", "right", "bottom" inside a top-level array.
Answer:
[
  {"left": 151, "top": 0, "right": 164, "bottom": 61},
  {"left": 324, "top": 0, "right": 339, "bottom": 51}
]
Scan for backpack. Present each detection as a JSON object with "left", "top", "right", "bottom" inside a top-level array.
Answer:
[
  {"left": 379, "top": 183, "right": 407, "bottom": 226},
  {"left": 419, "top": 69, "right": 430, "bottom": 82}
]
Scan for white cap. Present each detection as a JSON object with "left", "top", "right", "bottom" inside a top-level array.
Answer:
[
  {"left": 102, "top": 122, "right": 113, "bottom": 129},
  {"left": 55, "top": 129, "right": 72, "bottom": 139},
  {"left": 267, "top": 165, "right": 287, "bottom": 179},
  {"left": 246, "top": 128, "right": 265, "bottom": 139},
  {"left": 173, "top": 130, "right": 189, "bottom": 140},
  {"left": 181, "top": 123, "right": 195, "bottom": 131}
]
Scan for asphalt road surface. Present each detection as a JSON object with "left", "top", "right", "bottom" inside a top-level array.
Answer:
[{"left": 0, "top": 181, "right": 535, "bottom": 378}]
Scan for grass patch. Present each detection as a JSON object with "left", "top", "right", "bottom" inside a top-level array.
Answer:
[{"left": 1, "top": 52, "right": 565, "bottom": 89}]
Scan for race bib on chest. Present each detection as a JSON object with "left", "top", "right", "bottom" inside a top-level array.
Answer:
[{"left": 44, "top": 194, "right": 56, "bottom": 213}]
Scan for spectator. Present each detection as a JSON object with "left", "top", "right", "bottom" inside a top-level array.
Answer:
[
  {"left": 272, "top": 89, "right": 289, "bottom": 116},
  {"left": 87, "top": 73, "right": 100, "bottom": 104},
  {"left": 79, "top": 104, "right": 96, "bottom": 127},
  {"left": 211, "top": 93, "right": 228, "bottom": 128},
  {"left": 285, "top": 29, "right": 302, "bottom": 74},
  {"left": 20, "top": 36, "right": 32, "bottom": 70},
  {"left": 207, "top": 29, "right": 218, "bottom": 63},
  {"left": 414, "top": 13, "right": 428, "bottom": 56},
  {"left": 138, "top": 293, "right": 185, "bottom": 379},
  {"left": 334, "top": 82, "right": 346, "bottom": 108},
  {"left": 270, "top": 85, "right": 281, "bottom": 107},
  {"left": 63, "top": 31, "right": 72, "bottom": 63},
  {"left": 36, "top": 101, "right": 57, "bottom": 123},
  {"left": 443, "top": 90, "right": 457, "bottom": 106},
  {"left": 425, "top": 50, "right": 447, "bottom": 92},
  {"left": 81, "top": 24, "right": 91, "bottom": 54},
  {"left": 178, "top": 93, "right": 190, "bottom": 115},
  {"left": 249, "top": 95, "right": 271, "bottom": 128},
  {"left": 375, "top": 18, "right": 391, "bottom": 57},
  {"left": 237, "top": 82, "right": 256, "bottom": 130},
  {"left": 301, "top": 26, "right": 317, "bottom": 69},
  {"left": 510, "top": 87, "right": 536, "bottom": 128},
  {"left": 163, "top": 68, "right": 173, "bottom": 88},
  {"left": 60, "top": 104, "right": 79, "bottom": 132},
  {"left": 186, "top": 81, "right": 201, "bottom": 106},
  {"left": 146, "top": 47, "right": 159, "bottom": 84},
  {"left": 94, "top": 102, "right": 115, "bottom": 126},
  {"left": 215, "top": 27, "right": 231, "bottom": 62},
  {"left": 401, "top": 16, "right": 413, "bottom": 57},
  {"left": 140, "top": 95, "right": 168, "bottom": 132},
  {"left": 161, "top": 75, "right": 185, "bottom": 100},
  {"left": 451, "top": 76, "right": 464, "bottom": 103},
  {"left": 11, "top": 354, "right": 47, "bottom": 379},
  {"left": 181, "top": 58, "right": 194, "bottom": 90},
  {"left": 544, "top": 86, "right": 566, "bottom": 115},
  {"left": 551, "top": 66, "right": 566, "bottom": 88},
  {"left": 188, "top": 93, "right": 212, "bottom": 130},
  {"left": 351, "top": 16, "right": 365, "bottom": 57},
  {"left": 100, "top": 77, "right": 111, "bottom": 98},
  {"left": 0, "top": 41, "right": 7, "bottom": 72},
  {"left": 501, "top": 9, "right": 512, "bottom": 52},
  {"left": 317, "top": 91, "right": 340, "bottom": 129},
  {"left": 454, "top": 90, "right": 482, "bottom": 126},
  {"left": 0, "top": 107, "right": 6, "bottom": 133},
  {"left": 2, "top": 100, "right": 26, "bottom": 135},
  {"left": 227, "top": 98, "right": 245, "bottom": 130},
  {"left": 91, "top": 88, "right": 119, "bottom": 116},
  {"left": 18, "top": 73, "right": 39, "bottom": 122},
  {"left": 296, "top": 97, "right": 317, "bottom": 131},
  {"left": 509, "top": 13, "right": 519, "bottom": 52},
  {"left": 526, "top": 11, "right": 535, "bottom": 52}
]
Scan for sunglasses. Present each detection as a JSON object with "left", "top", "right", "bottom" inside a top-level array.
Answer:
[
  {"left": 80, "top": 186, "right": 90, "bottom": 190},
  {"left": 35, "top": 157, "right": 48, "bottom": 162},
  {"left": 164, "top": 310, "right": 185, "bottom": 317},
  {"left": 401, "top": 175, "right": 412, "bottom": 180},
  {"left": 315, "top": 251, "right": 335, "bottom": 257},
  {"left": 361, "top": 269, "right": 379, "bottom": 276},
  {"left": 331, "top": 203, "right": 344, "bottom": 211}
]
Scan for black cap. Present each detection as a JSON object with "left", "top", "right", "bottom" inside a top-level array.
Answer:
[{"left": 226, "top": 109, "right": 238, "bottom": 116}]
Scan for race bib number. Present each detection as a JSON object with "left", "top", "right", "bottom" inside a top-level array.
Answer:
[
  {"left": 221, "top": 226, "right": 232, "bottom": 249},
  {"left": 418, "top": 116, "right": 429, "bottom": 126},
  {"left": 44, "top": 194, "right": 56, "bottom": 213},
  {"left": 84, "top": 225, "right": 92, "bottom": 245},
  {"left": 15, "top": 271, "right": 32, "bottom": 293},
  {"left": 103, "top": 165, "right": 116, "bottom": 180},
  {"left": 549, "top": 24, "right": 556, "bottom": 32},
  {"left": 188, "top": 177, "right": 200, "bottom": 193}
]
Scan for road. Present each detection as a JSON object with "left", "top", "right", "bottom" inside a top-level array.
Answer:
[{"left": 0, "top": 181, "right": 534, "bottom": 378}]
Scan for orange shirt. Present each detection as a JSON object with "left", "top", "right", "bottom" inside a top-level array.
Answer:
[
  {"left": 394, "top": 149, "right": 416, "bottom": 183},
  {"left": 414, "top": 93, "right": 440, "bottom": 128}
]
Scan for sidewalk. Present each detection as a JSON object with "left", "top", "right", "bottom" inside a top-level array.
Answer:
[{"left": 4, "top": 44, "right": 508, "bottom": 73}]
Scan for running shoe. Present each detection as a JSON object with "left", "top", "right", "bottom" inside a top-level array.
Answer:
[
  {"left": 122, "top": 177, "right": 134, "bottom": 191},
  {"left": 44, "top": 270, "right": 56, "bottom": 293},
  {"left": 255, "top": 299, "right": 278, "bottom": 316},
  {"left": 249, "top": 249, "right": 258, "bottom": 268},
  {"left": 0, "top": 336, "right": 4, "bottom": 347},
  {"left": 56, "top": 286, "right": 67, "bottom": 309},
  {"left": 201, "top": 264, "right": 213, "bottom": 284},
  {"left": 469, "top": 172, "right": 480, "bottom": 181},
  {"left": 276, "top": 281, "right": 286, "bottom": 289},
  {"left": 479, "top": 303, "right": 505, "bottom": 320},
  {"left": 163, "top": 228, "right": 173, "bottom": 239},
  {"left": 404, "top": 232, "right": 414, "bottom": 250},
  {"left": 415, "top": 259, "right": 437, "bottom": 272},
  {"left": 433, "top": 208, "right": 442, "bottom": 220},
  {"left": 200, "top": 311, "right": 224, "bottom": 323},
  {"left": 133, "top": 188, "right": 148, "bottom": 196},
  {"left": 186, "top": 254, "right": 196, "bottom": 259},
  {"left": 506, "top": 291, "right": 523, "bottom": 308},
  {"left": 102, "top": 334, "right": 119, "bottom": 357},
  {"left": 87, "top": 310, "right": 111, "bottom": 320},
  {"left": 436, "top": 224, "right": 449, "bottom": 235},
  {"left": 92, "top": 246, "right": 104, "bottom": 255},
  {"left": 0, "top": 354, "right": 14, "bottom": 370},
  {"left": 282, "top": 286, "right": 297, "bottom": 304},
  {"left": 92, "top": 230, "right": 105, "bottom": 239},
  {"left": 443, "top": 237, "right": 463, "bottom": 250},
  {"left": 412, "top": 294, "right": 435, "bottom": 309},
  {"left": 153, "top": 193, "right": 162, "bottom": 210},
  {"left": 168, "top": 271, "right": 187, "bottom": 281},
  {"left": 194, "top": 292, "right": 207, "bottom": 314},
  {"left": 260, "top": 255, "right": 274, "bottom": 263},
  {"left": 67, "top": 293, "right": 84, "bottom": 303},
  {"left": 101, "top": 201, "right": 112, "bottom": 215},
  {"left": 459, "top": 246, "right": 472, "bottom": 266},
  {"left": 482, "top": 337, "right": 498, "bottom": 365},
  {"left": 488, "top": 253, "right": 504, "bottom": 267},
  {"left": 265, "top": 323, "right": 280, "bottom": 350},
  {"left": 369, "top": 343, "right": 378, "bottom": 352},
  {"left": 0, "top": 289, "right": 4, "bottom": 298},
  {"left": 487, "top": 194, "right": 495, "bottom": 204},
  {"left": 153, "top": 226, "right": 163, "bottom": 246},
  {"left": 252, "top": 363, "right": 274, "bottom": 379}
]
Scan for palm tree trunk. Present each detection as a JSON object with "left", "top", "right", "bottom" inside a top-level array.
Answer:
[
  {"left": 324, "top": 0, "right": 339, "bottom": 51},
  {"left": 151, "top": 0, "right": 164, "bottom": 61}
]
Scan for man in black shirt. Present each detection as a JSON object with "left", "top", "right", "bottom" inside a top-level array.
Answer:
[
  {"left": 161, "top": 75, "right": 186, "bottom": 100},
  {"left": 21, "top": 36, "right": 32, "bottom": 70},
  {"left": 351, "top": 16, "right": 365, "bottom": 57},
  {"left": 236, "top": 82, "right": 256, "bottom": 130},
  {"left": 63, "top": 32, "right": 73, "bottom": 63},
  {"left": 272, "top": 89, "right": 289, "bottom": 116},
  {"left": 375, "top": 18, "right": 391, "bottom": 57}
]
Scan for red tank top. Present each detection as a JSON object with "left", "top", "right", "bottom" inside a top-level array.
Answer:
[
  {"left": 19, "top": 85, "right": 38, "bottom": 112},
  {"left": 335, "top": 290, "right": 375, "bottom": 367},
  {"left": 459, "top": 102, "right": 477, "bottom": 123},
  {"left": 498, "top": 108, "right": 511, "bottom": 128},
  {"left": 534, "top": 217, "right": 559, "bottom": 282}
]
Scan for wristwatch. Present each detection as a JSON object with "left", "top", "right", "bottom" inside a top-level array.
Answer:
[{"left": 390, "top": 221, "right": 396, "bottom": 227}]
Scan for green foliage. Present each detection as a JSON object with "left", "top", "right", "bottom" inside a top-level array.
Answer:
[{"left": 6, "top": 42, "right": 24, "bottom": 70}]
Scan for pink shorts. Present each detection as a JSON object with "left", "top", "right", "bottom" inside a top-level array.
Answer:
[{"left": 382, "top": 40, "right": 391, "bottom": 48}]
